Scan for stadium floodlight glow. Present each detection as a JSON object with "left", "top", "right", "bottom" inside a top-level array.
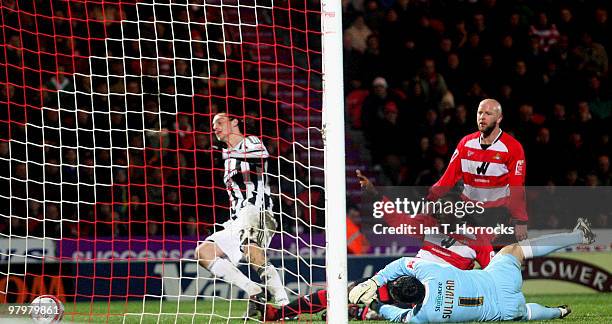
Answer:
[{"left": 1, "top": 0, "right": 347, "bottom": 322}]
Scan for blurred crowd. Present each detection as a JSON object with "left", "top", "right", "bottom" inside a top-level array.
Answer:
[
  {"left": 2, "top": 0, "right": 611, "bottom": 239},
  {"left": 342, "top": 0, "right": 611, "bottom": 190},
  {"left": 1, "top": 0, "right": 322, "bottom": 238}
]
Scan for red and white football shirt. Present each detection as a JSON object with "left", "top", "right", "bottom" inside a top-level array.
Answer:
[{"left": 428, "top": 131, "right": 528, "bottom": 222}]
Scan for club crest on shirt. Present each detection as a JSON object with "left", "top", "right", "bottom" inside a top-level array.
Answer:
[
  {"left": 493, "top": 153, "right": 502, "bottom": 160},
  {"left": 407, "top": 260, "right": 416, "bottom": 269}
]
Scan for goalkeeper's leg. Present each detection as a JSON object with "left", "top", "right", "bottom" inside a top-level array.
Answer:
[
  {"left": 196, "top": 241, "right": 262, "bottom": 296},
  {"left": 507, "top": 218, "right": 595, "bottom": 264},
  {"left": 520, "top": 304, "right": 570, "bottom": 320}
]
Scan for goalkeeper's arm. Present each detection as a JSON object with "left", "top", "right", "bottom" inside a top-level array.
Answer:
[
  {"left": 349, "top": 257, "right": 418, "bottom": 304},
  {"left": 371, "top": 300, "right": 416, "bottom": 323},
  {"left": 371, "top": 257, "right": 418, "bottom": 286}
]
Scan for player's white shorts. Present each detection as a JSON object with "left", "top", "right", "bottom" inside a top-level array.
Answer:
[
  {"left": 204, "top": 220, "right": 244, "bottom": 265},
  {"left": 202, "top": 204, "right": 277, "bottom": 266}
]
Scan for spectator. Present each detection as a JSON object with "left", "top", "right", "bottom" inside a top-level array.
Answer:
[
  {"left": 462, "top": 32, "right": 484, "bottom": 71},
  {"left": 415, "top": 58, "right": 448, "bottom": 109},
  {"left": 477, "top": 53, "right": 499, "bottom": 95},
  {"left": 496, "top": 35, "right": 521, "bottom": 78},
  {"left": 450, "top": 19, "right": 468, "bottom": 50},
  {"left": 361, "top": 77, "right": 403, "bottom": 138},
  {"left": 596, "top": 155, "right": 612, "bottom": 185},
  {"left": 573, "top": 32, "right": 608, "bottom": 76},
  {"left": 433, "top": 37, "right": 453, "bottom": 68},
  {"left": 362, "top": 34, "right": 386, "bottom": 83},
  {"left": 528, "top": 127, "right": 558, "bottom": 184},
  {"left": 370, "top": 101, "right": 406, "bottom": 162},
  {"left": 562, "top": 132, "right": 591, "bottom": 172},
  {"left": 346, "top": 206, "right": 370, "bottom": 255},
  {"left": 387, "top": 9, "right": 415, "bottom": 77},
  {"left": 363, "top": 0, "right": 385, "bottom": 31},
  {"left": 575, "top": 101, "right": 599, "bottom": 143},
  {"left": 505, "top": 12, "right": 530, "bottom": 52},
  {"left": 589, "top": 7, "right": 610, "bottom": 54},
  {"left": 547, "top": 103, "right": 570, "bottom": 146},
  {"left": 513, "top": 103, "right": 539, "bottom": 146},
  {"left": 509, "top": 60, "right": 539, "bottom": 102},
  {"left": 471, "top": 12, "right": 494, "bottom": 49},
  {"left": 414, "top": 156, "right": 446, "bottom": 186},
  {"left": 344, "top": 14, "right": 372, "bottom": 54},
  {"left": 446, "top": 104, "right": 472, "bottom": 146},
  {"left": 586, "top": 75, "right": 612, "bottom": 120},
  {"left": 413, "top": 136, "right": 434, "bottom": 174},
  {"left": 343, "top": 31, "right": 365, "bottom": 86},
  {"left": 416, "top": 109, "right": 444, "bottom": 140},
  {"left": 441, "top": 53, "right": 468, "bottom": 102},
  {"left": 563, "top": 168, "right": 583, "bottom": 186},
  {"left": 557, "top": 7, "right": 578, "bottom": 42},
  {"left": 529, "top": 12, "right": 560, "bottom": 52},
  {"left": 414, "top": 15, "right": 440, "bottom": 53}
]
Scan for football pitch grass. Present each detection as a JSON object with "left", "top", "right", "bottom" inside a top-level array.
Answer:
[
  {"left": 52, "top": 253, "right": 612, "bottom": 323},
  {"left": 59, "top": 292, "right": 612, "bottom": 323}
]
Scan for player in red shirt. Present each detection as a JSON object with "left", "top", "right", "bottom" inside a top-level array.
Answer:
[
  {"left": 428, "top": 99, "right": 528, "bottom": 241},
  {"left": 248, "top": 171, "right": 495, "bottom": 321}
]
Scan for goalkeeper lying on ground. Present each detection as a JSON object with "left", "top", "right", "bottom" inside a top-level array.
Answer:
[
  {"left": 247, "top": 170, "right": 495, "bottom": 321},
  {"left": 349, "top": 218, "right": 595, "bottom": 322}
]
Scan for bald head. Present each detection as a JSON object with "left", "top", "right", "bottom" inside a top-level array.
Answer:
[
  {"left": 476, "top": 98, "right": 503, "bottom": 136},
  {"left": 479, "top": 99, "right": 502, "bottom": 115}
]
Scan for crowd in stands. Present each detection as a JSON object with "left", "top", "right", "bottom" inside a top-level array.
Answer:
[
  {"left": 1, "top": 1, "right": 321, "bottom": 238},
  {"left": 2, "top": 0, "right": 611, "bottom": 238},
  {"left": 342, "top": 0, "right": 611, "bottom": 192}
]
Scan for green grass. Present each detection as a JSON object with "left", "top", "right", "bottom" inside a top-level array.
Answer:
[
  {"left": 55, "top": 252, "right": 612, "bottom": 323},
  {"left": 57, "top": 293, "right": 612, "bottom": 323}
]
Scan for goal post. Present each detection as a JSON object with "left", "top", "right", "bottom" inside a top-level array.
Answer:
[{"left": 321, "top": 0, "right": 348, "bottom": 322}]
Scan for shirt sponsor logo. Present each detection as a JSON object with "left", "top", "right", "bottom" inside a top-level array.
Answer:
[{"left": 515, "top": 160, "right": 525, "bottom": 175}]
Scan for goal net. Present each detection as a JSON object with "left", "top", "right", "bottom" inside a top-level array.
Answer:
[{"left": 0, "top": 0, "right": 346, "bottom": 322}]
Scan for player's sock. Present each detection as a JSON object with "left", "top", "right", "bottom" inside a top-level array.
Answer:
[
  {"left": 208, "top": 258, "right": 262, "bottom": 296},
  {"left": 263, "top": 304, "right": 281, "bottom": 321},
  {"left": 524, "top": 303, "right": 562, "bottom": 320},
  {"left": 277, "top": 290, "right": 328, "bottom": 320},
  {"left": 258, "top": 262, "right": 289, "bottom": 305},
  {"left": 518, "top": 231, "right": 583, "bottom": 259}
]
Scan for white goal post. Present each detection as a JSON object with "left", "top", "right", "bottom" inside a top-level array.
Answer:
[{"left": 321, "top": 0, "right": 348, "bottom": 323}]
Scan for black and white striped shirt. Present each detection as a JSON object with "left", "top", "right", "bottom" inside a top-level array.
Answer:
[{"left": 222, "top": 136, "right": 273, "bottom": 219}]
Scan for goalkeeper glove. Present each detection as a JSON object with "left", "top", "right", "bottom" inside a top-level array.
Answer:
[{"left": 348, "top": 278, "right": 378, "bottom": 305}]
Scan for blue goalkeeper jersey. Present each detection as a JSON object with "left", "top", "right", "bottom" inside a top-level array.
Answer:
[{"left": 372, "top": 257, "right": 514, "bottom": 323}]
